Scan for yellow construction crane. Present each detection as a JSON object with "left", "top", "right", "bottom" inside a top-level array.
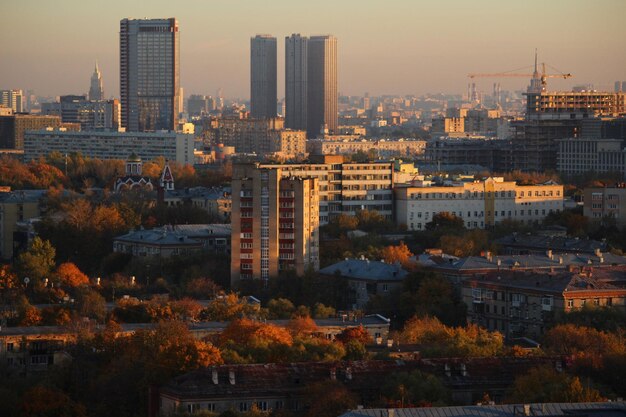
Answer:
[{"left": 467, "top": 51, "right": 572, "bottom": 92}]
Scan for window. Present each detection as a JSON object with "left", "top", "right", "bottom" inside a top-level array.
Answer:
[
  {"left": 541, "top": 296, "right": 553, "bottom": 311},
  {"left": 6, "top": 343, "right": 13, "bottom": 352},
  {"left": 239, "top": 403, "right": 249, "bottom": 412},
  {"left": 567, "top": 299, "right": 574, "bottom": 308}
]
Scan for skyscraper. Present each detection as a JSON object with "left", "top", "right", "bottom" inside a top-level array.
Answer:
[
  {"left": 285, "top": 34, "right": 308, "bottom": 131},
  {"left": 307, "top": 35, "right": 337, "bottom": 138},
  {"left": 89, "top": 61, "right": 104, "bottom": 101},
  {"left": 120, "top": 18, "right": 180, "bottom": 132},
  {"left": 250, "top": 35, "right": 277, "bottom": 119}
]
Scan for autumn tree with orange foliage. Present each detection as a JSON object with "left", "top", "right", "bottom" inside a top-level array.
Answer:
[
  {"left": 335, "top": 325, "right": 372, "bottom": 345},
  {"left": 287, "top": 316, "right": 319, "bottom": 336},
  {"left": 381, "top": 242, "right": 413, "bottom": 265},
  {"left": 55, "top": 262, "right": 89, "bottom": 287},
  {"left": 19, "top": 385, "right": 86, "bottom": 417}
]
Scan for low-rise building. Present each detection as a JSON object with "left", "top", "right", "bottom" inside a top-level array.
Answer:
[
  {"left": 24, "top": 129, "right": 195, "bottom": 165},
  {"left": 495, "top": 233, "right": 608, "bottom": 255},
  {"left": 307, "top": 138, "right": 426, "bottom": 158},
  {"left": 113, "top": 228, "right": 204, "bottom": 258},
  {"left": 395, "top": 177, "right": 563, "bottom": 231},
  {"left": 462, "top": 267, "right": 626, "bottom": 339},
  {"left": 0, "top": 189, "right": 47, "bottom": 260},
  {"left": 163, "top": 187, "right": 232, "bottom": 222},
  {"left": 583, "top": 185, "right": 626, "bottom": 228},
  {"left": 422, "top": 250, "right": 626, "bottom": 285},
  {"left": 319, "top": 258, "right": 408, "bottom": 309}
]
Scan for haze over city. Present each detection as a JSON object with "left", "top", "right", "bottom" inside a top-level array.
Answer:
[{"left": 2, "top": 0, "right": 625, "bottom": 98}]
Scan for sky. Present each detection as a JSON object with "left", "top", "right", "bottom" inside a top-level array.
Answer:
[{"left": 1, "top": 0, "right": 625, "bottom": 100}]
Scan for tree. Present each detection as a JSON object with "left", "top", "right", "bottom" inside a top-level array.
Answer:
[
  {"left": 508, "top": 366, "right": 603, "bottom": 403},
  {"left": 400, "top": 316, "right": 503, "bottom": 357},
  {"left": 381, "top": 242, "right": 413, "bottom": 265},
  {"left": 200, "top": 293, "right": 259, "bottom": 321},
  {"left": 15, "top": 237, "right": 56, "bottom": 282},
  {"left": 267, "top": 298, "right": 296, "bottom": 319},
  {"left": 381, "top": 370, "right": 450, "bottom": 407},
  {"left": 287, "top": 316, "right": 318, "bottom": 336},
  {"left": 425, "top": 212, "right": 465, "bottom": 232},
  {"left": 55, "top": 262, "right": 89, "bottom": 287},
  {"left": 304, "top": 380, "right": 358, "bottom": 417},
  {"left": 543, "top": 324, "right": 625, "bottom": 357},
  {"left": 335, "top": 325, "right": 372, "bottom": 345},
  {"left": 20, "top": 385, "right": 87, "bottom": 417},
  {"left": 313, "top": 303, "right": 336, "bottom": 319},
  {"left": 75, "top": 288, "right": 107, "bottom": 322}
]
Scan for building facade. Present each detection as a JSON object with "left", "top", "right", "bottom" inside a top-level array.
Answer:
[
  {"left": 250, "top": 35, "right": 277, "bottom": 119},
  {"left": 41, "top": 95, "right": 120, "bottom": 131},
  {"left": 463, "top": 268, "right": 626, "bottom": 340},
  {"left": 308, "top": 138, "right": 426, "bottom": 158},
  {"left": 24, "top": 129, "right": 194, "bottom": 165},
  {"left": 0, "top": 190, "right": 47, "bottom": 260},
  {"left": 307, "top": 35, "right": 337, "bottom": 138},
  {"left": 557, "top": 138, "right": 625, "bottom": 179},
  {"left": 203, "top": 116, "right": 306, "bottom": 157},
  {"left": 0, "top": 114, "right": 62, "bottom": 149},
  {"left": 120, "top": 18, "right": 180, "bottom": 132},
  {"left": 584, "top": 185, "right": 626, "bottom": 228},
  {"left": 285, "top": 34, "right": 308, "bottom": 131},
  {"left": 259, "top": 156, "right": 394, "bottom": 224},
  {"left": 231, "top": 164, "right": 320, "bottom": 286},
  {"left": 395, "top": 177, "right": 563, "bottom": 231},
  {"left": 0, "top": 90, "right": 25, "bottom": 113}
]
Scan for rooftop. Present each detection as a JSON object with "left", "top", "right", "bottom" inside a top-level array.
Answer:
[
  {"left": 320, "top": 259, "right": 408, "bottom": 282},
  {"left": 341, "top": 402, "right": 626, "bottom": 417}
]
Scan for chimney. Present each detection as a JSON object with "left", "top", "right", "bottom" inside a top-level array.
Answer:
[
  {"left": 330, "top": 368, "right": 336, "bottom": 380},
  {"left": 559, "top": 257, "right": 563, "bottom": 265},
  {"left": 212, "top": 369, "right": 218, "bottom": 384},
  {"left": 345, "top": 367, "right": 352, "bottom": 381},
  {"left": 460, "top": 363, "right": 468, "bottom": 377},
  {"left": 523, "top": 404, "right": 531, "bottom": 416},
  {"left": 229, "top": 370, "right": 235, "bottom": 385},
  {"left": 444, "top": 363, "right": 451, "bottom": 377},
  {"left": 594, "top": 248, "right": 602, "bottom": 257},
  {"left": 388, "top": 410, "right": 395, "bottom": 417},
  {"left": 546, "top": 249, "right": 552, "bottom": 259},
  {"left": 386, "top": 339, "right": 393, "bottom": 348}
]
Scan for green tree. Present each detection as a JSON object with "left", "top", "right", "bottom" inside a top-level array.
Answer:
[
  {"left": 381, "top": 370, "right": 450, "bottom": 407},
  {"left": 267, "top": 298, "right": 296, "bottom": 319},
  {"left": 508, "top": 366, "right": 603, "bottom": 403},
  {"left": 15, "top": 237, "right": 56, "bottom": 283}
]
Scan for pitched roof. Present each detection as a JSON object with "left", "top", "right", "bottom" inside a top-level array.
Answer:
[
  {"left": 320, "top": 259, "right": 408, "bottom": 282},
  {"left": 341, "top": 402, "right": 626, "bottom": 417}
]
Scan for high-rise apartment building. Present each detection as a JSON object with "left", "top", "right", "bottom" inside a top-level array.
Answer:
[
  {"left": 285, "top": 34, "right": 308, "bottom": 131},
  {"left": 231, "top": 163, "right": 319, "bottom": 286},
  {"left": 250, "top": 35, "right": 277, "bottom": 119},
  {"left": 41, "top": 95, "right": 120, "bottom": 131},
  {"left": 0, "top": 90, "right": 25, "bottom": 113},
  {"left": 120, "top": 18, "right": 180, "bottom": 132},
  {"left": 89, "top": 61, "right": 104, "bottom": 101},
  {"left": 307, "top": 35, "right": 337, "bottom": 138}
]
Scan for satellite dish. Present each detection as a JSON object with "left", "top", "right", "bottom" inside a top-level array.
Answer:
[{"left": 23, "top": 277, "right": 30, "bottom": 285}]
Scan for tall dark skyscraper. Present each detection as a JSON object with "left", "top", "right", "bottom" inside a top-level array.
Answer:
[
  {"left": 285, "top": 34, "right": 308, "bottom": 131},
  {"left": 120, "top": 18, "right": 180, "bottom": 132},
  {"left": 307, "top": 35, "right": 337, "bottom": 138},
  {"left": 250, "top": 35, "right": 277, "bottom": 119}
]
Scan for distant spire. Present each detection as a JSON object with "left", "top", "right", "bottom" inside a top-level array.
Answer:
[
  {"left": 534, "top": 48, "right": 538, "bottom": 74},
  {"left": 89, "top": 60, "right": 104, "bottom": 100}
]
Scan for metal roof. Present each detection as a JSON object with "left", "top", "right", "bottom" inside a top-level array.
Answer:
[
  {"left": 320, "top": 259, "right": 408, "bottom": 282},
  {"left": 341, "top": 402, "right": 626, "bottom": 417}
]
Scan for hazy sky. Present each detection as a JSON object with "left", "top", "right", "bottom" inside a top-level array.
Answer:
[{"left": 2, "top": 0, "right": 625, "bottom": 99}]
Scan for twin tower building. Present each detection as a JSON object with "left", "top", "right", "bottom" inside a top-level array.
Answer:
[{"left": 251, "top": 34, "right": 338, "bottom": 138}]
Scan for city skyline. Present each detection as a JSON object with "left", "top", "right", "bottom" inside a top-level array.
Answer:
[{"left": 1, "top": 0, "right": 625, "bottom": 99}]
